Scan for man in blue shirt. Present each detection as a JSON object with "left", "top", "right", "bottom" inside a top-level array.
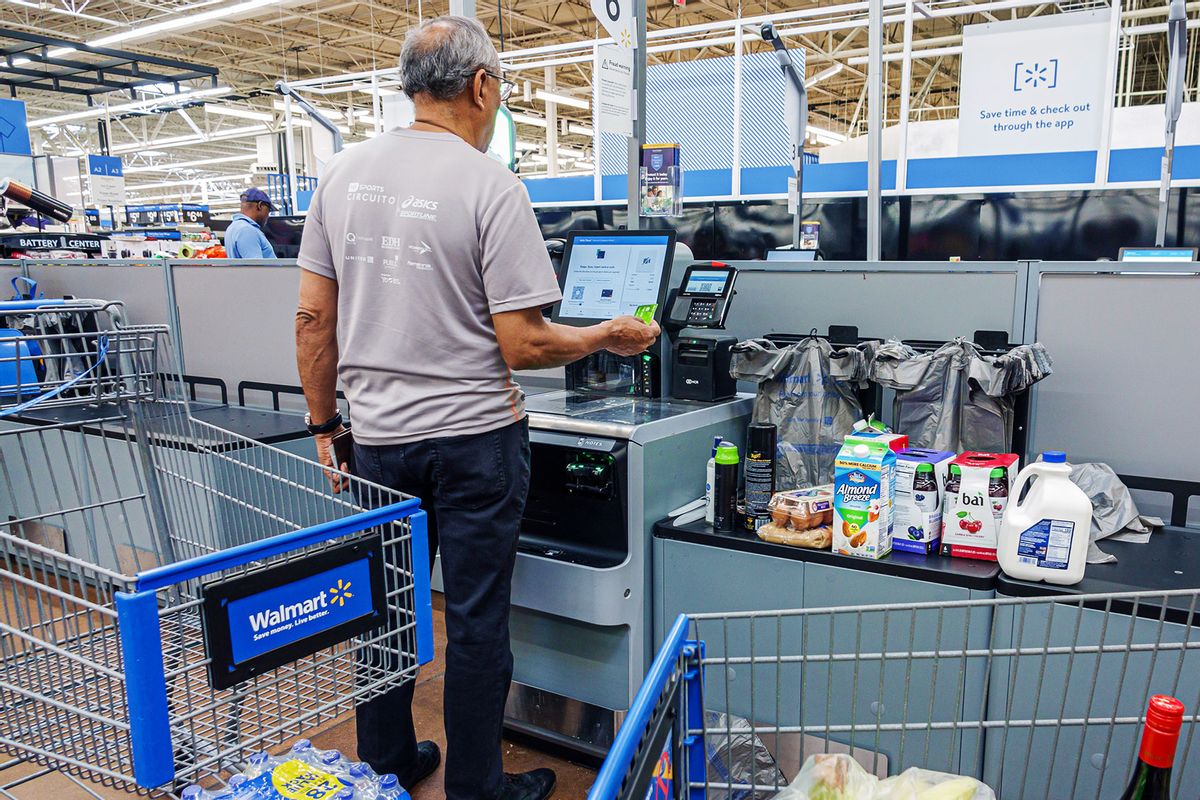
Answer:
[{"left": 224, "top": 188, "right": 276, "bottom": 258}]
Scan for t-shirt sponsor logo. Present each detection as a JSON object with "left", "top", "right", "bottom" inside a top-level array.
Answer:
[
  {"left": 401, "top": 195, "right": 439, "bottom": 211},
  {"left": 396, "top": 195, "right": 439, "bottom": 222},
  {"left": 380, "top": 235, "right": 404, "bottom": 250},
  {"left": 347, "top": 182, "right": 395, "bottom": 205}
]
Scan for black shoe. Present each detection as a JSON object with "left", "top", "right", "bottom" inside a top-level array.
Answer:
[
  {"left": 497, "top": 768, "right": 556, "bottom": 800},
  {"left": 400, "top": 741, "right": 441, "bottom": 788}
]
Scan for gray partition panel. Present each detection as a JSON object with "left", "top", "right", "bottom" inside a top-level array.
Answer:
[
  {"left": 721, "top": 262, "right": 1022, "bottom": 344},
  {"left": 0, "top": 262, "right": 21, "bottom": 293},
  {"left": 1031, "top": 270, "right": 1200, "bottom": 490},
  {"left": 173, "top": 263, "right": 303, "bottom": 405},
  {"left": 23, "top": 261, "right": 171, "bottom": 327}
]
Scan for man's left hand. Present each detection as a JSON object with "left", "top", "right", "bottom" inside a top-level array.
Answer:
[{"left": 314, "top": 426, "right": 350, "bottom": 494}]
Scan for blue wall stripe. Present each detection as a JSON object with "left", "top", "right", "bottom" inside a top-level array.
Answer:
[
  {"left": 907, "top": 150, "right": 1097, "bottom": 188},
  {"left": 530, "top": 148, "right": 1198, "bottom": 202},
  {"left": 804, "top": 161, "right": 898, "bottom": 193},
  {"left": 1108, "top": 145, "right": 1200, "bottom": 183},
  {"left": 602, "top": 173, "right": 628, "bottom": 201},
  {"left": 523, "top": 175, "right": 594, "bottom": 204},
  {"left": 740, "top": 166, "right": 792, "bottom": 195},
  {"left": 684, "top": 168, "right": 734, "bottom": 197}
]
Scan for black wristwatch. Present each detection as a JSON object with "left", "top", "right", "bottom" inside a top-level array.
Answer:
[{"left": 305, "top": 411, "right": 343, "bottom": 435}]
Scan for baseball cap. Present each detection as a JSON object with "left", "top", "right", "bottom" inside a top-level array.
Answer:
[{"left": 240, "top": 187, "right": 275, "bottom": 210}]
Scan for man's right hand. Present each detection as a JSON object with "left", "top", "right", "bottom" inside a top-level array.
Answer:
[{"left": 603, "top": 316, "right": 662, "bottom": 356}]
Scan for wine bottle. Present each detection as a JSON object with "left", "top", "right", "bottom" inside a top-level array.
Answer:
[{"left": 1118, "top": 694, "right": 1185, "bottom": 800}]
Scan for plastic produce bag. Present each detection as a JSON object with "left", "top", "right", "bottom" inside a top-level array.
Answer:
[
  {"left": 874, "top": 768, "right": 996, "bottom": 800},
  {"left": 731, "top": 338, "right": 868, "bottom": 491},
  {"left": 772, "top": 755, "right": 995, "bottom": 800},
  {"left": 1063, "top": 461, "right": 1164, "bottom": 563},
  {"left": 770, "top": 754, "right": 875, "bottom": 800},
  {"left": 703, "top": 711, "right": 788, "bottom": 800}
]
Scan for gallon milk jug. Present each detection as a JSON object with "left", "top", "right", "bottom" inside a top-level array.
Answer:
[{"left": 998, "top": 451, "right": 1092, "bottom": 585}]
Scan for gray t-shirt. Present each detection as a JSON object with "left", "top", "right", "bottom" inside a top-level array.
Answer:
[{"left": 298, "top": 128, "right": 562, "bottom": 445}]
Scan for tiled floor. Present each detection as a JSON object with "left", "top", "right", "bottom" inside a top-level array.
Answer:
[{"left": 2, "top": 594, "right": 597, "bottom": 799}]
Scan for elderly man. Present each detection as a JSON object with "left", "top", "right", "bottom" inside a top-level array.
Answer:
[
  {"left": 224, "top": 188, "right": 276, "bottom": 258},
  {"left": 295, "top": 15, "right": 659, "bottom": 800}
]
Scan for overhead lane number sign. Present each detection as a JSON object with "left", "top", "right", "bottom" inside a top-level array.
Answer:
[{"left": 591, "top": 0, "right": 636, "bottom": 49}]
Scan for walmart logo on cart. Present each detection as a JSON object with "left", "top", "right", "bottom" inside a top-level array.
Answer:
[{"left": 247, "top": 578, "right": 354, "bottom": 639}]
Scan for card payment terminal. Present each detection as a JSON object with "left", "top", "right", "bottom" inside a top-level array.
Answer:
[{"left": 666, "top": 262, "right": 738, "bottom": 329}]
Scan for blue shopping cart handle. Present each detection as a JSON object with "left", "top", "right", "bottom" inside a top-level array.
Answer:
[
  {"left": 589, "top": 613, "right": 692, "bottom": 800},
  {"left": 134, "top": 498, "right": 422, "bottom": 591},
  {"left": 0, "top": 299, "right": 67, "bottom": 310}
]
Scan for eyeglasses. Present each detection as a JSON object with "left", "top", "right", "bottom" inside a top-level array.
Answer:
[{"left": 481, "top": 70, "right": 516, "bottom": 102}]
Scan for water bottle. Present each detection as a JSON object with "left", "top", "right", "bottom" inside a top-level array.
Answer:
[
  {"left": 346, "top": 762, "right": 380, "bottom": 796},
  {"left": 332, "top": 788, "right": 357, "bottom": 800},
  {"left": 317, "top": 748, "right": 351, "bottom": 775},
  {"left": 377, "top": 773, "right": 408, "bottom": 800},
  {"left": 226, "top": 775, "right": 259, "bottom": 800},
  {"left": 242, "top": 751, "right": 278, "bottom": 779},
  {"left": 180, "top": 786, "right": 230, "bottom": 800},
  {"left": 289, "top": 738, "right": 316, "bottom": 764}
]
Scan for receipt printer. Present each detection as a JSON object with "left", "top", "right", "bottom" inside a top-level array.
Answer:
[{"left": 671, "top": 335, "right": 738, "bottom": 402}]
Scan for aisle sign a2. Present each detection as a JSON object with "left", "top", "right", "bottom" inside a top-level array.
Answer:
[
  {"left": 591, "top": 0, "right": 636, "bottom": 49},
  {"left": 86, "top": 154, "right": 125, "bottom": 208}
]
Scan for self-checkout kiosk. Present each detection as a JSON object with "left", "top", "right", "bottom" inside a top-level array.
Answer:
[{"left": 495, "top": 231, "right": 752, "bottom": 755}]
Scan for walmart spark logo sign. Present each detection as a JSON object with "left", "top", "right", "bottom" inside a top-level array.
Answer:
[
  {"left": 329, "top": 578, "right": 352, "bottom": 607},
  {"left": 1014, "top": 59, "right": 1058, "bottom": 91},
  {"left": 202, "top": 538, "right": 385, "bottom": 690}
]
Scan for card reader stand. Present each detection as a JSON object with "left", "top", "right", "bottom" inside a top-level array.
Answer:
[
  {"left": 664, "top": 263, "right": 741, "bottom": 402},
  {"left": 666, "top": 262, "right": 738, "bottom": 332}
]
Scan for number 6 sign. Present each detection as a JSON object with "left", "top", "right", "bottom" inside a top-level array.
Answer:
[{"left": 591, "top": 0, "right": 636, "bottom": 48}]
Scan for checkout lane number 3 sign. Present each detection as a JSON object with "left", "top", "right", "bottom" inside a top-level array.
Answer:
[{"left": 591, "top": 0, "right": 636, "bottom": 49}]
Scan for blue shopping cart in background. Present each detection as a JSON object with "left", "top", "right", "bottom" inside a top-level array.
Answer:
[{"left": 592, "top": 592, "right": 1200, "bottom": 800}]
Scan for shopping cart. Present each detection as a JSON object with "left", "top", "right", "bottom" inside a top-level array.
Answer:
[
  {"left": 592, "top": 590, "right": 1200, "bottom": 800},
  {"left": 0, "top": 300, "right": 433, "bottom": 795}
]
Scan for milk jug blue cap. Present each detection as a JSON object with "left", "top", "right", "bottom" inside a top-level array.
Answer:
[{"left": 1042, "top": 451, "right": 1067, "bottom": 463}]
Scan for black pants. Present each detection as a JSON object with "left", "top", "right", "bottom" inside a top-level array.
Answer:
[{"left": 354, "top": 419, "right": 530, "bottom": 800}]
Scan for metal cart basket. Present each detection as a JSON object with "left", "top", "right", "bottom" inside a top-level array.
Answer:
[
  {"left": 0, "top": 301, "right": 433, "bottom": 795},
  {"left": 592, "top": 590, "right": 1200, "bottom": 800}
]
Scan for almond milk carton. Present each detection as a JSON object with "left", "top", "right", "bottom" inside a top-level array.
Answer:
[{"left": 833, "top": 441, "right": 895, "bottom": 559}]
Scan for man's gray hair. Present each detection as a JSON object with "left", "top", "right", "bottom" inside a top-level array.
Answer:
[{"left": 400, "top": 16, "right": 501, "bottom": 101}]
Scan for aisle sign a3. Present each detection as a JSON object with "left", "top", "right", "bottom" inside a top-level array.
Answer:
[
  {"left": 958, "top": 10, "right": 1111, "bottom": 157},
  {"left": 591, "top": 0, "right": 636, "bottom": 49},
  {"left": 86, "top": 154, "right": 126, "bottom": 207}
]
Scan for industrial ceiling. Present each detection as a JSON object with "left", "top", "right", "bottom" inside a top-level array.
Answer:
[{"left": 2, "top": 0, "right": 1196, "bottom": 212}]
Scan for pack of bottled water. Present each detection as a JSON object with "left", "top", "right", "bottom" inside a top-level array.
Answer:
[{"left": 181, "top": 739, "right": 410, "bottom": 800}]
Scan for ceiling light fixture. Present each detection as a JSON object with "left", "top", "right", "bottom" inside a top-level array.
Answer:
[
  {"left": 805, "top": 63, "right": 844, "bottom": 89},
  {"left": 124, "top": 153, "right": 258, "bottom": 174},
  {"left": 806, "top": 123, "right": 847, "bottom": 144},
  {"left": 511, "top": 112, "right": 548, "bottom": 128},
  {"left": 109, "top": 124, "right": 267, "bottom": 155},
  {"left": 131, "top": 173, "right": 253, "bottom": 190},
  {"left": 88, "top": 0, "right": 282, "bottom": 47},
  {"left": 205, "top": 104, "right": 274, "bottom": 122},
  {"left": 31, "top": 85, "right": 231, "bottom": 127},
  {"left": 534, "top": 90, "right": 590, "bottom": 111}
]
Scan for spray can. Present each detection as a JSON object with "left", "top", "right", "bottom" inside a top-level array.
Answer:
[
  {"left": 713, "top": 442, "right": 740, "bottom": 532},
  {"left": 704, "top": 435, "right": 723, "bottom": 526},
  {"left": 744, "top": 423, "right": 777, "bottom": 518}
]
